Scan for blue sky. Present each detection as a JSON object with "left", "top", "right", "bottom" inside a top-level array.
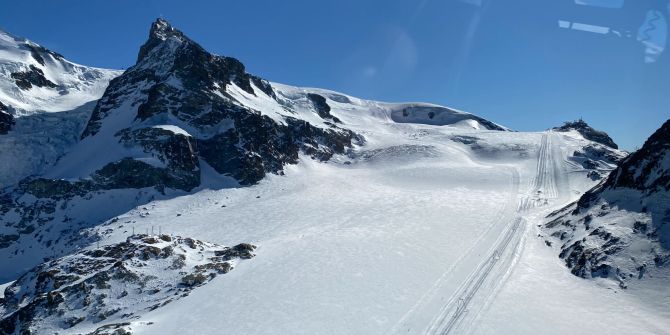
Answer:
[{"left": 1, "top": 0, "right": 668, "bottom": 150}]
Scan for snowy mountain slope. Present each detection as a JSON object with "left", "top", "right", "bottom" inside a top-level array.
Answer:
[
  {"left": 545, "top": 119, "right": 670, "bottom": 288},
  {"left": 2, "top": 122, "right": 630, "bottom": 335},
  {"left": 471, "top": 122, "right": 669, "bottom": 335},
  {"left": 0, "top": 29, "right": 121, "bottom": 115},
  {"left": 62, "top": 127, "right": 639, "bottom": 335},
  {"left": 0, "top": 30, "right": 121, "bottom": 187},
  {"left": 0, "top": 18, "right": 663, "bottom": 335}
]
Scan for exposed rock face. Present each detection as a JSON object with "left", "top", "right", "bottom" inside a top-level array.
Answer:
[
  {"left": 10, "top": 64, "right": 57, "bottom": 90},
  {"left": 554, "top": 119, "right": 618, "bottom": 149},
  {"left": 602, "top": 119, "right": 670, "bottom": 193},
  {"left": 116, "top": 127, "right": 200, "bottom": 191},
  {"left": 307, "top": 93, "right": 341, "bottom": 123},
  {"left": 545, "top": 119, "right": 670, "bottom": 288},
  {"left": 78, "top": 18, "right": 361, "bottom": 188},
  {"left": 0, "top": 101, "right": 13, "bottom": 134},
  {"left": 392, "top": 105, "right": 508, "bottom": 131},
  {"left": 0, "top": 234, "right": 256, "bottom": 335}
]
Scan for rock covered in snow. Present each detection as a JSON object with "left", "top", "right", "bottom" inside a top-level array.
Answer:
[
  {"left": 0, "top": 234, "right": 256, "bottom": 335},
  {"left": 602, "top": 119, "right": 670, "bottom": 193},
  {"left": 0, "top": 18, "right": 362, "bottom": 274},
  {"left": 570, "top": 142, "right": 626, "bottom": 174}
]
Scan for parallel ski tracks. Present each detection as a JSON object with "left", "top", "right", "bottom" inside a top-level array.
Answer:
[
  {"left": 518, "top": 132, "right": 558, "bottom": 211},
  {"left": 425, "top": 217, "right": 523, "bottom": 335},
  {"left": 425, "top": 131, "right": 561, "bottom": 335}
]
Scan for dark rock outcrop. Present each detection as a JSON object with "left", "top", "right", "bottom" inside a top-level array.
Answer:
[
  {"left": 307, "top": 93, "right": 340, "bottom": 123},
  {"left": 116, "top": 127, "right": 200, "bottom": 191},
  {"left": 0, "top": 101, "right": 13, "bottom": 134},
  {"left": 10, "top": 64, "right": 57, "bottom": 90},
  {"left": 574, "top": 119, "right": 670, "bottom": 211}
]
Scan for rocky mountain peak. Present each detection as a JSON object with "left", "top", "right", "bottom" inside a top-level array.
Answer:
[
  {"left": 554, "top": 119, "right": 618, "bottom": 149},
  {"left": 136, "top": 18, "right": 192, "bottom": 63},
  {"left": 73, "top": 18, "right": 360, "bottom": 188},
  {"left": 151, "top": 18, "right": 176, "bottom": 39}
]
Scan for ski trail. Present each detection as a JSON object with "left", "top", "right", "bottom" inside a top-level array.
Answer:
[
  {"left": 424, "top": 131, "right": 564, "bottom": 335},
  {"left": 387, "top": 168, "right": 520, "bottom": 335},
  {"left": 425, "top": 218, "right": 524, "bottom": 335},
  {"left": 518, "top": 132, "right": 557, "bottom": 211}
]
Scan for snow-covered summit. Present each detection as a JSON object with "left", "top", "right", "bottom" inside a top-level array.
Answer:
[
  {"left": 554, "top": 119, "right": 618, "bottom": 149},
  {"left": 0, "top": 29, "right": 121, "bottom": 115}
]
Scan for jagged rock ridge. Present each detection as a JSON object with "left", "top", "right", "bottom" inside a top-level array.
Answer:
[{"left": 73, "top": 18, "right": 361, "bottom": 189}]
